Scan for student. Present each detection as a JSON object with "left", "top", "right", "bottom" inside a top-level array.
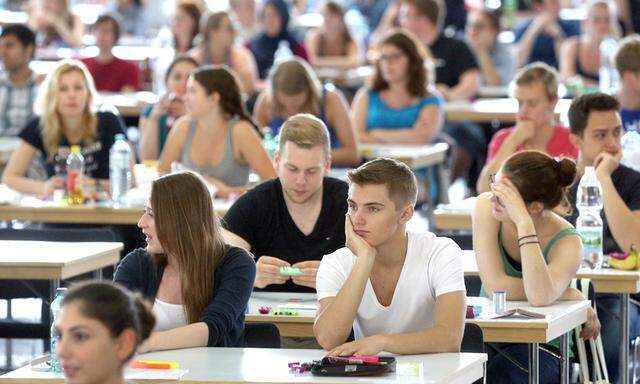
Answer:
[
  {"left": 191, "top": 11, "right": 258, "bottom": 95},
  {"left": 615, "top": 35, "right": 640, "bottom": 133},
  {"left": 473, "top": 150, "right": 600, "bottom": 383},
  {"left": 108, "top": 0, "right": 145, "bottom": 37},
  {"left": 560, "top": 0, "right": 616, "bottom": 87},
  {"left": 248, "top": 0, "right": 308, "bottom": 79},
  {"left": 158, "top": 65, "right": 275, "bottom": 198},
  {"left": 81, "top": 14, "right": 141, "bottom": 93},
  {"left": 2, "top": 59, "right": 126, "bottom": 196},
  {"left": 223, "top": 114, "right": 348, "bottom": 293},
  {"left": 352, "top": 29, "right": 443, "bottom": 145},
  {"left": 28, "top": 0, "right": 83, "bottom": 48},
  {"left": 305, "top": 1, "right": 361, "bottom": 69},
  {"left": 0, "top": 24, "right": 40, "bottom": 137},
  {"left": 477, "top": 63, "right": 578, "bottom": 193},
  {"left": 567, "top": 93, "right": 640, "bottom": 383},
  {"left": 55, "top": 281, "right": 155, "bottom": 384},
  {"left": 254, "top": 58, "right": 359, "bottom": 166},
  {"left": 229, "top": 0, "right": 260, "bottom": 41},
  {"left": 114, "top": 171, "right": 256, "bottom": 351},
  {"left": 465, "top": 9, "right": 515, "bottom": 86},
  {"left": 514, "top": 0, "right": 580, "bottom": 69},
  {"left": 170, "top": 2, "right": 201, "bottom": 55},
  {"left": 314, "top": 158, "right": 466, "bottom": 355},
  {"left": 139, "top": 55, "right": 198, "bottom": 162}
]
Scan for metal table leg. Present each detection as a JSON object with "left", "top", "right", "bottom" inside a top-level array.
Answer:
[
  {"left": 529, "top": 343, "right": 539, "bottom": 384},
  {"left": 559, "top": 333, "right": 569, "bottom": 384},
  {"left": 94, "top": 268, "right": 103, "bottom": 280},
  {"left": 621, "top": 293, "right": 630, "bottom": 384}
]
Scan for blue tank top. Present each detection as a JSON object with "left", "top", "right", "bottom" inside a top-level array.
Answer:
[
  {"left": 267, "top": 86, "right": 341, "bottom": 149},
  {"left": 366, "top": 91, "right": 443, "bottom": 130}
]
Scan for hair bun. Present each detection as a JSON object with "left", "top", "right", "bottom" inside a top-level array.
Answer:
[
  {"left": 133, "top": 294, "right": 155, "bottom": 343},
  {"left": 555, "top": 158, "right": 577, "bottom": 187}
]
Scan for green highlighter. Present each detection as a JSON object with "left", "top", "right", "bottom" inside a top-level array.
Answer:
[{"left": 279, "top": 266, "right": 302, "bottom": 276}]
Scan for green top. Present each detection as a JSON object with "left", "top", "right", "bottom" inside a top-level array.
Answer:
[{"left": 480, "top": 223, "right": 580, "bottom": 355}]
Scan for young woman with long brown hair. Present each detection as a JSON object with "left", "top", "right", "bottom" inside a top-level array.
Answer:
[{"left": 113, "top": 171, "right": 256, "bottom": 352}]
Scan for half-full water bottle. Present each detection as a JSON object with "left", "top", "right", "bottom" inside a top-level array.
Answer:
[
  {"left": 66, "top": 145, "right": 84, "bottom": 205},
  {"left": 274, "top": 40, "right": 293, "bottom": 64},
  {"left": 50, "top": 287, "right": 67, "bottom": 373},
  {"left": 576, "top": 166, "right": 604, "bottom": 268},
  {"left": 110, "top": 134, "right": 131, "bottom": 204},
  {"left": 599, "top": 37, "right": 619, "bottom": 95},
  {"left": 262, "top": 127, "right": 278, "bottom": 159}
]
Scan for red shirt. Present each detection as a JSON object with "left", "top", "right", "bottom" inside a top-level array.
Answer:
[
  {"left": 81, "top": 56, "right": 141, "bottom": 92},
  {"left": 486, "top": 124, "right": 578, "bottom": 164}
]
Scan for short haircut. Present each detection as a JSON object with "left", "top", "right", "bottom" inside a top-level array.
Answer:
[
  {"left": 0, "top": 24, "right": 36, "bottom": 50},
  {"left": 514, "top": 61, "right": 559, "bottom": 101},
  {"left": 347, "top": 158, "right": 418, "bottom": 208},
  {"left": 568, "top": 92, "right": 620, "bottom": 136},
  {"left": 278, "top": 113, "right": 330, "bottom": 158},
  {"left": 403, "top": 0, "right": 444, "bottom": 30},
  {"left": 615, "top": 35, "right": 640, "bottom": 75},
  {"left": 94, "top": 14, "right": 121, "bottom": 42}
]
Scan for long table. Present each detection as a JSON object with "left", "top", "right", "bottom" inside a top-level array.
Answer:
[
  {"left": 445, "top": 98, "right": 571, "bottom": 124},
  {"left": 0, "top": 347, "right": 488, "bottom": 384}
]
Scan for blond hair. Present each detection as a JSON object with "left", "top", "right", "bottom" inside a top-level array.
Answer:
[
  {"left": 35, "top": 59, "right": 98, "bottom": 161},
  {"left": 616, "top": 35, "right": 640, "bottom": 75},
  {"left": 278, "top": 113, "right": 330, "bottom": 158},
  {"left": 513, "top": 62, "right": 559, "bottom": 101},
  {"left": 267, "top": 58, "right": 323, "bottom": 118},
  {"left": 347, "top": 158, "right": 418, "bottom": 208}
]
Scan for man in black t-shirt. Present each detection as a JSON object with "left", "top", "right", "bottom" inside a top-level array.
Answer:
[
  {"left": 567, "top": 93, "right": 640, "bottom": 383},
  {"left": 223, "top": 114, "right": 348, "bottom": 293}
]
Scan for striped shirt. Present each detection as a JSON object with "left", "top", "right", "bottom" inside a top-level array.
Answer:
[{"left": 0, "top": 72, "right": 38, "bottom": 137}]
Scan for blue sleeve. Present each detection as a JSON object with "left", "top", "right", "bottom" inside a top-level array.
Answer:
[
  {"left": 514, "top": 19, "right": 531, "bottom": 42},
  {"left": 422, "top": 94, "right": 445, "bottom": 110},
  {"left": 201, "top": 247, "right": 256, "bottom": 347},
  {"left": 113, "top": 249, "right": 149, "bottom": 297},
  {"left": 141, "top": 104, "right": 153, "bottom": 118},
  {"left": 492, "top": 44, "right": 516, "bottom": 85}
]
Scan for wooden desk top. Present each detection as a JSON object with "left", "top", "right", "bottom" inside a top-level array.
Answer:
[
  {"left": 0, "top": 240, "right": 122, "bottom": 280},
  {"left": 0, "top": 347, "right": 488, "bottom": 384}
]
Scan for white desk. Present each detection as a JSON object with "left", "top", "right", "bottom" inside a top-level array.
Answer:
[{"left": 0, "top": 347, "right": 487, "bottom": 384}]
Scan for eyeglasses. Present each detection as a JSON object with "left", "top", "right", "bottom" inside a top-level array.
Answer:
[{"left": 379, "top": 52, "right": 405, "bottom": 63}]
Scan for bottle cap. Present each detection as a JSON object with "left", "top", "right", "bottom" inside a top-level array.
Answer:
[
  {"left": 115, "top": 133, "right": 125, "bottom": 141},
  {"left": 56, "top": 287, "right": 67, "bottom": 296},
  {"left": 70, "top": 145, "right": 81, "bottom": 154}
]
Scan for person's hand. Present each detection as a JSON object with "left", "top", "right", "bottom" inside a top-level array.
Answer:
[
  {"left": 594, "top": 150, "right": 621, "bottom": 181},
  {"left": 167, "top": 95, "right": 186, "bottom": 117},
  {"left": 291, "top": 260, "right": 320, "bottom": 289},
  {"left": 149, "top": 95, "right": 169, "bottom": 120},
  {"left": 345, "top": 214, "right": 376, "bottom": 264},
  {"left": 580, "top": 306, "right": 601, "bottom": 340},
  {"left": 511, "top": 120, "right": 535, "bottom": 144},
  {"left": 327, "top": 334, "right": 387, "bottom": 356},
  {"left": 435, "top": 84, "right": 451, "bottom": 101},
  {"left": 43, "top": 176, "right": 65, "bottom": 196},
  {"left": 490, "top": 177, "right": 532, "bottom": 227},
  {"left": 254, "top": 256, "right": 290, "bottom": 289}
]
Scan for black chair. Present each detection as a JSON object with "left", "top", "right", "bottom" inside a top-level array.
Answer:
[
  {"left": 461, "top": 323, "right": 485, "bottom": 384},
  {"left": 243, "top": 323, "right": 281, "bottom": 348}
]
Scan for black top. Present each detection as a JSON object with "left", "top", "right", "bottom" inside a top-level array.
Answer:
[
  {"left": 429, "top": 34, "right": 479, "bottom": 89},
  {"left": 223, "top": 177, "right": 348, "bottom": 293},
  {"left": 19, "top": 111, "right": 125, "bottom": 179},
  {"left": 566, "top": 165, "right": 640, "bottom": 254},
  {"left": 113, "top": 246, "right": 256, "bottom": 347}
]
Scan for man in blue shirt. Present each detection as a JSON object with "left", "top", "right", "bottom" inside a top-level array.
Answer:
[
  {"left": 514, "top": 0, "right": 580, "bottom": 68},
  {"left": 616, "top": 35, "right": 640, "bottom": 132}
]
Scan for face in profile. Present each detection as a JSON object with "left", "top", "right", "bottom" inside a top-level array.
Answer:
[
  {"left": 56, "top": 301, "right": 134, "bottom": 384},
  {"left": 56, "top": 70, "right": 89, "bottom": 119},
  {"left": 138, "top": 203, "right": 164, "bottom": 254},
  {"left": 275, "top": 141, "right": 329, "bottom": 204},
  {"left": 185, "top": 76, "right": 217, "bottom": 117},
  {"left": 347, "top": 183, "right": 410, "bottom": 247}
]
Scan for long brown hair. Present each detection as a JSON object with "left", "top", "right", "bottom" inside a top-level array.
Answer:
[
  {"left": 150, "top": 171, "right": 227, "bottom": 324},
  {"left": 175, "top": 2, "right": 202, "bottom": 51},
  {"left": 267, "top": 58, "right": 323, "bottom": 118},
  {"left": 370, "top": 29, "right": 432, "bottom": 97},
  {"left": 192, "top": 65, "right": 261, "bottom": 135},
  {"left": 321, "top": 1, "right": 354, "bottom": 47}
]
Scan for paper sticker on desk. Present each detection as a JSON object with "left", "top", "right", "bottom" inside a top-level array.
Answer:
[
  {"left": 279, "top": 266, "right": 302, "bottom": 275},
  {"left": 481, "top": 308, "right": 546, "bottom": 319},
  {"left": 130, "top": 359, "right": 179, "bottom": 370}
]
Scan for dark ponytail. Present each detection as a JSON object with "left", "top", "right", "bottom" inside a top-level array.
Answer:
[
  {"left": 502, "top": 150, "right": 577, "bottom": 209},
  {"left": 191, "top": 65, "right": 263, "bottom": 137},
  {"left": 62, "top": 281, "right": 155, "bottom": 362}
]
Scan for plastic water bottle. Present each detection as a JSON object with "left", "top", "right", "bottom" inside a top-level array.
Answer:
[
  {"left": 66, "top": 145, "right": 84, "bottom": 205},
  {"left": 502, "top": 0, "right": 518, "bottom": 30},
  {"left": 262, "top": 127, "right": 279, "bottom": 159},
  {"left": 50, "top": 287, "right": 67, "bottom": 373},
  {"left": 599, "top": 37, "right": 619, "bottom": 95},
  {"left": 576, "top": 166, "right": 604, "bottom": 269},
  {"left": 109, "top": 134, "right": 131, "bottom": 204},
  {"left": 274, "top": 40, "right": 293, "bottom": 64}
]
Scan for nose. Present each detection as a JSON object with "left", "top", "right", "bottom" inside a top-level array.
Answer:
[
  {"left": 137, "top": 214, "right": 147, "bottom": 229},
  {"left": 352, "top": 209, "right": 366, "bottom": 226}
]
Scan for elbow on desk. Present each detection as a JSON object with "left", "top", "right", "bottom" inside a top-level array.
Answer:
[{"left": 313, "top": 325, "right": 345, "bottom": 351}]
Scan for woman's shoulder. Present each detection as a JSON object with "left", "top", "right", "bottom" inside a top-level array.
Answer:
[{"left": 219, "top": 246, "right": 256, "bottom": 271}]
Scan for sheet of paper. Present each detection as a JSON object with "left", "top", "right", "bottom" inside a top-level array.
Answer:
[{"left": 124, "top": 368, "right": 189, "bottom": 380}]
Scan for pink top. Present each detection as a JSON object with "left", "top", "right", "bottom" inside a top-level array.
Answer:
[{"left": 486, "top": 124, "right": 578, "bottom": 164}]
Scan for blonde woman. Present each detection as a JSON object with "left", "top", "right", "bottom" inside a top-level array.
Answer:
[
  {"left": 2, "top": 59, "right": 126, "bottom": 196},
  {"left": 253, "top": 58, "right": 359, "bottom": 166}
]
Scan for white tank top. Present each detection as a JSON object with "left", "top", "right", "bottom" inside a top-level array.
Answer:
[{"left": 152, "top": 298, "right": 188, "bottom": 332}]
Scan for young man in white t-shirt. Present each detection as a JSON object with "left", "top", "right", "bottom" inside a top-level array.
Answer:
[{"left": 314, "top": 158, "right": 466, "bottom": 355}]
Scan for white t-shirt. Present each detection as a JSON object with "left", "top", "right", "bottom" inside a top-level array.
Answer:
[
  {"left": 153, "top": 298, "right": 188, "bottom": 332},
  {"left": 316, "top": 232, "right": 465, "bottom": 339}
]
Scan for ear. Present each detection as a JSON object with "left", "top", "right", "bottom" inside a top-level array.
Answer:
[
  {"left": 549, "top": 97, "right": 559, "bottom": 111},
  {"left": 569, "top": 132, "right": 582, "bottom": 148},
  {"left": 115, "top": 328, "right": 138, "bottom": 363},
  {"left": 398, "top": 204, "right": 415, "bottom": 225},
  {"left": 274, "top": 150, "right": 281, "bottom": 169},
  {"left": 210, "top": 91, "right": 221, "bottom": 105},
  {"left": 323, "top": 155, "right": 332, "bottom": 176},
  {"left": 527, "top": 201, "right": 545, "bottom": 216}
]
